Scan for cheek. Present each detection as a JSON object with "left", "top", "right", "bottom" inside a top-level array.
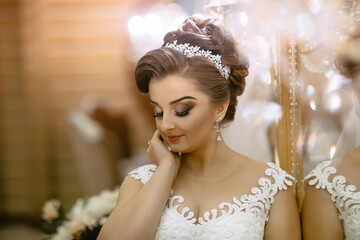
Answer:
[
  {"left": 154, "top": 119, "right": 160, "bottom": 128},
  {"left": 183, "top": 109, "right": 214, "bottom": 137}
]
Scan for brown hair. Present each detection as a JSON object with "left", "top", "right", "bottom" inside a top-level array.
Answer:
[
  {"left": 135, "top": 16, "right": 249, "bottom": 124},
  {"left": 335, "top": 29, "right": 360, "bottom": 79}
]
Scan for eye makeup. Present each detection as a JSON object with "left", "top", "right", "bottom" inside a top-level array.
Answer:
[
  {"left": 174, "top": 103, "right": 194, "bottom": 117},
  {"left": 150, "top": 97, "right": 197, "bottom": 118},
  {"left": 152, "top": 104, "right": 194, "bottom": 118},
  {"left": 152, "top": 105, "right": 163, "bottom": 118}
]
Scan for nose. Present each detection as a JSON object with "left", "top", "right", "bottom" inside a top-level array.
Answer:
[{"left": 159, "top": 112, "right": 175, "bottom": 133}]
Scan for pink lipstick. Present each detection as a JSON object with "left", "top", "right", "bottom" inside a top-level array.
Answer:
[{"left": 168, "top": 135, "right": 182, "bottom": 142}]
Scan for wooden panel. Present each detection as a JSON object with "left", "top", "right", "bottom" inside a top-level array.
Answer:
[
  {"left": 1, "top": 126, "right": 28, "bottom": 144},
  {"left": 0, "top": 77, "right": 23, "bottom": 93},
  {"left": 45, "top": 0, "right": 130, "bottom": 4},
  {"left": 0, "top": 25, "right": 19, "bottom": 41},
  {"left": 45, "top": 21, "right": 127, "bottom": 40},
  {"left": 46, "top": 57, "right": 123, "bottom": 74},
  {"left": 0, "top": 42, "right": 19, "bottom": 58},
  {"left": 0, "top": 94, "right": 26, "bottom": 110},
  {"left": 0, "top": 0, "right": 156, "bottom": 218},
  {"left": 49, "top": 75, "right": 129, "bottom": 92},
  {"left": 44, "top": 5, "right": 130, "bottom": 21},
  {"left": 0, "top": 0, "right": 41, "bottom": 217},
  {"left": 1, "top": 147, "right": 28, "bottom": 161},
  {"left": 0, "top": 60, "right": 21, "bottom": 76},
  {"left": 39, "top": 0, "right": 147, "bottom": 210},
  {"left": 0, "top": 0, "right": 19, "bottom": 6},
  {"left": 0, "top": 8, "right": 17, "bottom": 23},
  {"left": 0, "top": 111, "right": 27, "bottom": 127},
  {"left": 46, "top": 40, "right": 124, "bottom": 57}
]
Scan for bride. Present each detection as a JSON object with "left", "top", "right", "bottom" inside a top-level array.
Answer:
[
  {"left": 98, "top": 16, "right": 301, "bottom": 240},
  {"left": 301, "top": 33, "right": 360, "bottom": 240}
]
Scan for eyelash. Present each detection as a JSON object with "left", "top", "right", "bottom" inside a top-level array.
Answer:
[
  {"left": 152, "top": 112, "right": 163, "bottom": 118},
  {"left": 152, "top": 110, "right": 191, "bottom": 118}
]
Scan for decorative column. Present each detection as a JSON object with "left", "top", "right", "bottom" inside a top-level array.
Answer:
[{"left": 272, "top": 31, "right": 303, "bottom": 209}]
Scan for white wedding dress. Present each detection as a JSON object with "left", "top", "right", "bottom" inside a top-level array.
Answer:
[
  {"left": 304, "top": 160, "right": 360, "bottom": 240},
  {"left": 129, "top": 162, "right": 295, "bottom": 240}
]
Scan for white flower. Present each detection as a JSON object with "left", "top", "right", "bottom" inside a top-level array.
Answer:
[
  {"left": 65, "top": 219, "right": 87, "bottom": 236},
  {"left": 51, "top": 225, "right": 72, "bottom": 240},
  {"left": 42, "top": 187, "right": 119, "bottom": 239},
  {"left": 42, "top": 199, "right": 61, "bottom": 221},
  {"left": 99, "top": 216, "right": 108, "bottom": 225},
  {"left": 68, "top": 198, "right": 97, "bottom": 229},
  {"left": 68, "top": 198, "right": 85, "bottom": 220},
  {"left": 84, "top": 189, "right": 118, "bottom": 220}
]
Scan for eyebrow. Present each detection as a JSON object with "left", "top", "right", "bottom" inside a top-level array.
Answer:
[{"left": 150, "top": 96, "right": 198, "bottom": 105}]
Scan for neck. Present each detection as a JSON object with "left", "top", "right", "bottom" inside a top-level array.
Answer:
[{"left": 180, "top": 136, "right": 230, "bottom": 178}]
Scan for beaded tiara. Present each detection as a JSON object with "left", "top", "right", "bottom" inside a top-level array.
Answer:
[{"left": 164, "top": 40, "right": 231, "bottom": 80}]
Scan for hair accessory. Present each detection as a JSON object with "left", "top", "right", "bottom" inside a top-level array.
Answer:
[{"left": 165, "top": 40, "right": 231, "bottom": 80}]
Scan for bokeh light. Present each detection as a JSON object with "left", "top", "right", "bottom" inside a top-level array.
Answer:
[
  {"left": 127, "top": 15, "right": 145, "bottom": 36},
  {"left": 126, "top": 3, "right": 187, "bottom": 62}
]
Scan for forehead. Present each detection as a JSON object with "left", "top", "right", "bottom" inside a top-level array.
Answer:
[{"left": 149, "top": 75, "right": 209, "bottom": 103}]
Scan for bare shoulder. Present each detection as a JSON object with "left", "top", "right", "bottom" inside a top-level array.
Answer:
[
  {"left": 331, "top": 146, "right": 360, "bottom": 188},
  {"left": 243, "top": 156, "right": 269, "bottom": 170},
  {"left": 301, "top": 183, "right": 343, "bottom": 239},
  {"left": 333, "top": 145, "right": 360, "bottom": 169},
  {"left": 116, "top": 171, "right": 147, "bottom": 208},
  {"left": 231, "top": 152, "right": 271, "bottom": 184},
  {"left": 233, "top": 152, "right": 268, "bottom": 171}
]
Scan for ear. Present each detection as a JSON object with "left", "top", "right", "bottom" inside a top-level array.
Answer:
[{"left": 215, "top": 98, "right": 230, "bottom": 120}]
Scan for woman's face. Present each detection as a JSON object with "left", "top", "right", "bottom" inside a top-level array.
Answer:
[{"left": 148, "top": 75, "right": 218, "bottom": 153}]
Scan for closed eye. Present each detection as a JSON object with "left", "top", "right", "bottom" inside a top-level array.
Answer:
[
  {"left": 153, "top": 112, "right": 163, "bottom": 118},
  {"left": 175, "top": 110, "right": 190, "bottom": 117}
]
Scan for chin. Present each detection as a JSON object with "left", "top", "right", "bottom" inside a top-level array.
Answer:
[
  {"left": 169, "top": 144, "right": 188, "bottom": 154},
  {"left": 171, "top": 144, "right": 198, "bottom": 154},
  {"left": 169, "top": 146, "right": 183, "bottom": 153}
]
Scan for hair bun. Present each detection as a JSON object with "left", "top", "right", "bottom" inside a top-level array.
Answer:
[
  {"left": 164, "top": 16, "right": 248, "bottom": 96},
  {"left": 136, "top": 16, "right": 249, "bottom": 123}
]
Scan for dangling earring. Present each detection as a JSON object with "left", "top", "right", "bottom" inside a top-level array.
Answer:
[{"left": 215, "top": 114, "right": 224, "bottom": 141}]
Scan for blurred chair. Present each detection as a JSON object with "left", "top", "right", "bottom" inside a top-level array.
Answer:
[
  {"left": 67, "top": 110, "right": 120, "bottom": 195},
  {"left": 67, "top": 99, "right": 150, "bottom": 195}
]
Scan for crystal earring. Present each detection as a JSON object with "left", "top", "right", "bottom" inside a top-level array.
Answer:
[{"left": 215, "top": 114, "right": 224, "bottom": 141}]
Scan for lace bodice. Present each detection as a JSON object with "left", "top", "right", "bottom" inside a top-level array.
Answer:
[
  {"left": 304, "top": 161, "right": 360, "bottom": 240},
  {"left": 129, "top": 162, "right": 295, "bottom": 240}
]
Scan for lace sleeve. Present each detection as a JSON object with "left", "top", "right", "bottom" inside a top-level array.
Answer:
[
  {"left": 128, "top": 164, "right": 157, "bottom": 185},
  {"left": 236, "top": 163, "right": 295, "bottom": 223},
  {"left": 303, "top": 160, "right": 335, "bottom": 189},
  {"left": 266, "top": 162, "right": 296, "bottom": 191},
  {"left": 304, "top": 160, "right": 360, "bottom": 209},
  {"left": 304, "top": 160, "right": 360, "bottom": 239}
]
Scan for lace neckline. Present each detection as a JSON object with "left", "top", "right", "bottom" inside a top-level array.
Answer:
[
  {"left": 129, "top": 162, "right": 295, "bottom": 226},
  {"left": 166, "top": 162, "right": 294, "bottom": 225}
]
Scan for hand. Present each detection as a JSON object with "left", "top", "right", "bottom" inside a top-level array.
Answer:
[{"left": 147, "top": 130, "right": 180, "bottom": 177}]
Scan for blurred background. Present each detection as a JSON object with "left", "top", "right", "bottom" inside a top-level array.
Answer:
[
  {"left": 1, "top": 0, "right": 360, "bottom": 239},
  {"left": 0, "top": 0, "right": 192, "bottom": 238}
]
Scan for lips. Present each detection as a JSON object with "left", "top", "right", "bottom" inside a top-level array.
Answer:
[{"left": 167, "top": 135, "right": 182, "bottom": 142}]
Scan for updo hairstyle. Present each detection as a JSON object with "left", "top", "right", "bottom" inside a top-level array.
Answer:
[
  {"left": 135, "top": 16, "right": 249, "bottom": 124},
  {"left": 335, "top": 29, "right": 360, "bottom": 79}
]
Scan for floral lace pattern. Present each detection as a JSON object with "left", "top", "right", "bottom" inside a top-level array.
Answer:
[
  {"left": 129, "top": 164, "right": 157, "bottom": 184},
  {"left": 304, "top": 160, "right": 360, "bottom": 240},
  {"left": 129, "top": 162, "right": 295, "bottom": 240}
]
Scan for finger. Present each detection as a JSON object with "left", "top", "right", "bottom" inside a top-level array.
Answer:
[
  {"left": 154, "top": 130, "right": 172, "bottom": 150},
  {"left": 154, "top": 129, "right": 161, "bottom": 139},
  {"left": 147, "top": 130, "right": 158, "bottom": 145},
  {"left": 152, "top": 130, "right": 163, "bottom": 143}
]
